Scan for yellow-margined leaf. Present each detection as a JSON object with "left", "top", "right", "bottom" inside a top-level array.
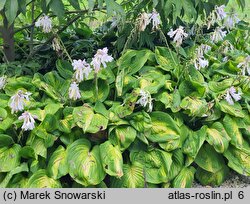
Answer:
[
  {"left": 66, "top": 139, "right": 105, "bottom": 186},
  {"left": 100, "top": 141, "right": 123, "bottom": 178}
]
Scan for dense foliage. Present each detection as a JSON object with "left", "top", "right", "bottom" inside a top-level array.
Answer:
[{"left": 0, "top": 0, "right": 249, "bottom": 188}]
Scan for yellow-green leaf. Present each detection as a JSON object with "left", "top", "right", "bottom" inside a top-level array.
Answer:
[{"left": 100, "top": 141, "right": 123, "bottom": 178}]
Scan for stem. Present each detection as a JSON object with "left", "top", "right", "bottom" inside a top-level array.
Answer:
[
  {"left": 17, "top": 129, "right": 24, "bottom": 143},
  {"left": 57, "top": 34, "right": 73, "bottom": 63},
  {"left": 29, "top": 1, "right": 35, "bottom": 54},
  {"left": 159, "top": 29, "right": 178, "bottom": 66},
  {"left": 94, "top": 72, "right": 99, "bottom": 101},
  {"left": 122, "top": 26, "right": 136, "bottom": 54}
]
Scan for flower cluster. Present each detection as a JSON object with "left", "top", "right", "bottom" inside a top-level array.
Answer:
[
  {"left": 225, "top": 86, "right": 241, "bottom": 105},
  {"left": 68, "top": 47, "right": 113, "bottom": 101},
  {"left": 207, "top": 5, "right": 227, "bottom": 29},
  {"left": 8, "top": 90, "right": 37, "bottom": 131},
  {"left": 138, "top": 9, "right": 161, "bottom": 31},
  {"left": 215, "top": 5, "right": 227, "bottom": 21},
  {"left": 91, "top": 47, "right": 114, "bottom": 73},
  {"left": 237, "top": 55, "right": 250, "bottom": 76},
  {"left": 210, "top": 27, "right": 227, "bottom": 43},
  {"left": 193, "top": 44, "right": 211, "bottom": 70},
  {"left": 72, "top": 59, "right": 92, "bottom": 82},
  {"left": 167, "top": 26, "right": 188, "bottom": 47},
  {"left": 35, "top": 15, "right": 52, "bottom": 33},
  {"left": 10, "top": 90, "right": 31, "bottom": 114},
  {"left": 136, "top": 89, "right": 153, "bottom": 112},
  {"left": 18, "top": 111, "right": 37, "bottom": 131},
  {"left": 69, "top": 82, "right": 81, "bottom": 101},
  {"left": 52, "top": 38, "right": 61, "bottom": 52},
  {"left": 224, "top": 11, "right": 240, "bottom": 30}
]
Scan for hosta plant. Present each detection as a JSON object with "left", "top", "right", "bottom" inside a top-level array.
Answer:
[{"left": 0, "top": 1, "right": 249, "bottom": 188}]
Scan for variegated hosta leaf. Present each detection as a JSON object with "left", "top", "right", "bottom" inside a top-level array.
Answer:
[
  {"left": 0, "top": 163, "right": 28, "bottom": 188},
  {"left": 179, "top": 79, "right": 207, "bottom": 98},
  {"left": 7, "top": 174, "right": 29, "bottom": 188},
  {"left": 58, "top": 114, "right": 74, "bottom": 133},
  {"left": 155, "top": 46, "right": 179, "bottom": 71},
  {"left": 130, "top": 149, "right": 172, "bottom": 184},
  {"left": 100, "top": 141, "right": 123, "bottom": 178},
  {"left": 183, "top": 126, "right": 207, "bottom": 165},
  {"left": 73, "top": 105, "right": 108, "bottom": 134},
  {"left": 195, "top": 144, "right": 226, "bottom": 173},
  {"left": 217, "top": 101, "right": 245, "bottom": 118},
  {"left": 206, "top": 122, "right": 231, "bottom": 153},
  {"left": 47, "top": 145, "right": 68, "bottom": 179},
  {"left": 129, "top": 111, "right": 152, "bottom": 132},
  {"left": 110, "top": 163, "right": 145, "bottom": 188},
  {"left": 168, "top": 149, "right": 184, "bottom": 180},
  {"left": 73, "top": 105, "right": 94, "bottom": 131},
  {"left": 139, "top": 70, "right": 166, "bottom": 94},
  {"left": 148, "top": 111, "right": 180, "bottom": 143},
  {"left": 223, "top": 115, "right": 250, "bottom": 154},
  {"left": 208, "top": 78, "right": 234, "bottom": 93},
  {"left": 79, "top": 79, "right": 110, "bottom": 103},
  {"left": 109, "top": 126, "right": 137, "bottom": 151},
  {"left": 180, "top": 96, "right": 208, "bottom": 117},
  {"left": 19, "top": 146, "right": 37, "bottom": 160},
  {"left": 195, "top": 165, "right": 229, "bottom": 187},
  {"left": 117, "top": 49, "right": 153, "bottom": 75},
  {"left": 235, "top": 113, "right": 250, "bottom": 136},
  {"left": 0, "top": 110, "right": 14, "bottom": 131},
  {"left": 27, "top": 169, "right": 61, "bottom": 188},
  {"left": 66, "top": 139, "right": 105, "bottom": 186},
  {"left": 159, "top": 138, "right": 181, "bottom": 152},
  {"left": 0, "top": 144, "right": 21, "bottom": 172},
  {"left": 172, "top": 167, "right": 196, "bottom": 188},
  {"left": 26, "top": 135, "right": 47, "bottom": 158},
  {"left": 0, "top": 134, "right": 14, "bottom": 147},
  {"left": 160, "top": 124, "right": 189, "bottom": 152},
  {"left": 224, "top": 146, "right": 250, "bottom": 176}
]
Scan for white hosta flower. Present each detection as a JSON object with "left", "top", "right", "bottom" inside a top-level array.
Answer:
[
  {"left": 194, "top": 57, "right": 209, "bottom": 70},
  {"left": 35, "top": 15, "right": 52, "bottom": 33},
  {"left": 224, "top": 13, "right": 240, "bottom": 29},
  {"left": 72, "top": 59, "right": 92, "bottom": 82},
  {"left": 0, "top": 76, "right": 7, "bottom": 89},
  {"left": 138, "top": 12, "right": 151, "bottom": 31},
  {"left": 10, "top": 91, "right": 31, "bottom": 114},
  {"left": 225, "top": 86, "right": 241, "bottom": 105},
  {"left": 196, "top": 44, "right": 211, "bottom": 57},
  {"left": 136, "top": 90, "right": 153, "bottom": 112},
  {"left": 52, "top": 38, "right": 61, "bottom": 52},
  {"left": 222, "top": 56, "right": 228, "bottom": 62},
  {"left": 69, "top": 82, "right": 81, "bottom": 100},
  {"left": 221, "top": 40, "right": 234, "bottom": 53},
  {"left": 91, "top": 57, "right": 102, "bottom": 73},
  {"left": 211, "top": 27, "right": 227, "bottom": 43},
  {"left": 237, "top": 55, "right": 250, "bottom": 76},
  {"left": 207, "top": 12, "right": 217, "bottom": 30},
  {"left": 215, "top": 5, "right": 227, "bottom": 21},
  {"left": 167, "top": 26, "right": 188, "bottom": 47},
  {"left": 18, "top": 111, "right": 36, "bottom": 131},
  {"left": 150, "top": 9, "right": 161, "bottom": 30},
  {"left": 91, "top": 47, "right": 113, "bottom": 73}
]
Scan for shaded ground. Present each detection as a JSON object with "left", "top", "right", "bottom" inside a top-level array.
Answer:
[{"left": 192, "top": 172, "right": 250, "bottom": 188}]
